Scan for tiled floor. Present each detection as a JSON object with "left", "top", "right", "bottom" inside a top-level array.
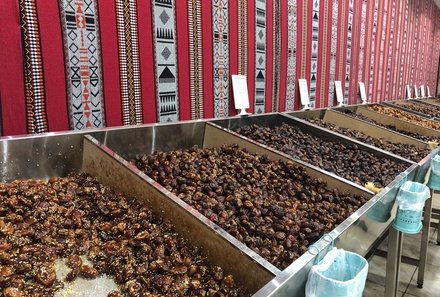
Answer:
[{"left": 364, "top": 194, "right": 440, "bottom": 297}]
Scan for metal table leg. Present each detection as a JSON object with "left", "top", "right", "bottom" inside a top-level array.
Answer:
[
  {"left": 417, "top": 192, "right": 433, "bottom": 288},
  {"left": 385, "top": 228, "right": 403, "bottom": 297}
]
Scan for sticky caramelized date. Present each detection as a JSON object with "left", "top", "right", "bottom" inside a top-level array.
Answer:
[{"left": 0, "top": 174, "right": 244, "bottom": 296}]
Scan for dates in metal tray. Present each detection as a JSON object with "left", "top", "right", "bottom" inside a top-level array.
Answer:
[
  {"left": 306, "top": 118, "right": 431, "bottom": 162},
  {"left": 0, "top": 173, "right": 243, "bottom": 297},
  {"left": 236, "top": 123, "right": 408, "bottom": 188},
  {"left": 134, "top": 144, "right": 370, "bottom": 270}
]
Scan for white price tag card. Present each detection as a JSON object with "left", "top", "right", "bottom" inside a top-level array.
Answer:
[
  {"left": 298, "top": 79, "right": 310, "bottom": 108},
  {"left": 420, "top": 85, "right": 425, "bottom": 98},
  {"left": 335, "top": 81, "right": 344, "bottom": 105},
  {"left": 359, "top": 82, "right": 367, "bottom": 103},
  {"left": 414, "top": 85, "right": 419, "bottom": 98},
  {"left": 232, "top": 75, "right": 250, "bottom": 111},
  {"left": 427, "top": 86, "right": 431, "bottom": 97},
  {"left": 406, "top": 85, "right": 412, "bottom": 99}
]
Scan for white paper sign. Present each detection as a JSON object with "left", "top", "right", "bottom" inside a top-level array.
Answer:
[
  {"left": 231, "top": 75, "right": 250, "bottom": 115},
  {"left": 334, "top": 81, "right": 344, "bottom": 105},
  {"left": 420, "top": 85, "right": 425, "bottom": 98},
  {"left": 359, "top": 82, "right": 367, "bottom": 104},
  {"left": 427, "top": 86, "right": 431, "bottom": 97},
  {"left": 406, "top": 85, "right": 412, "bottom": 99},
  {"left": 414, "top": 85, "right": 419, "bottom": 98},
  {"left": 298, "top": 79, "right": 310, "bottom": 109}
]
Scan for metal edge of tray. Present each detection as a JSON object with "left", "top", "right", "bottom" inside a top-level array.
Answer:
[
  {"left": 414, "top": 147, "right": 440, "bottom": 183},
  {"left": 279, "top": 113, "right": 416, "bottom": 166},
  {"left": 83, "top": 135, "right": 277, "bottom": 296},
  {"left": 287, "top": 108, "right": 428, "bottom": 149},
  {"left": 414, "top": 98, "right": 440, "bottom": 106},
  {"left": 383, "top": 101, "right": 439, "bottom": 121},
  {"left": 205, "top": 122, "right": 418, "bottom": 243},
  {"left": 205, "top": 120, "right": 418, "bottom": 296},
  {"left": 253, "top": 165, "right": 418, "bottom": 297},
  {"left": 203, "top": 122, "right": 373, "bottom": 197},
  {"left": 355, "top": 106, "right": 440, "bottom": 137}
]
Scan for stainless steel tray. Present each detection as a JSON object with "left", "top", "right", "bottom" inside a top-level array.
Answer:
[
  {"left": 415, "top": 98, "right": 440, "bottom": 106},
  {"left": 91, "top": 119, "right": 400, "bottom": 297},
  {"left": 351, "top": 105, "right": 440, "bottom": 138},
  {"left": 383, "top": 100, "right": 440, "bottom": 121},
  {"left": 207, "top": 114, "right": 417, "bottom": 296},
  {"left": 211, "top": 112, "right": 415, "bottom": 172},
  {"left": 288, "top": 108, "right": 429, "bottom": 152},
  {"left": 0, "top": 130, "right": 271, "bottom": 296}
]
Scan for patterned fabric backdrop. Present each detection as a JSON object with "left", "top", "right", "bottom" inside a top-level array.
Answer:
[{"left": 0, "top": 0, "right": 440, "bottom": 135}]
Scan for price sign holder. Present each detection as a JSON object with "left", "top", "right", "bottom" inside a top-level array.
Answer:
[
  {"left": 420, "top": 85, "right": 425, "bottom": 98},
  {"left": 427, "top": 86, "right": 431, "bottom": 97},
  {"left": 298, "top": 79, "right": 310, "bottom": 110},
  {"left": 231, "top": 75, "right": 250, "bottom": 116},
  {"left": 359, "top": 82, "right": 367, "bottom": 104},
  {"left": 414, "top": 85, "right": 419, "bottom": 98},
  {"left": 406, "top": 85, "right": 412, "bottom": 99},
  {"left": 334, "top": 81, "right": 344, "bottom": 106}
]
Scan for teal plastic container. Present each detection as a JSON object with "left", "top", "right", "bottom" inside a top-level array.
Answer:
[
  {"left": 428, "top": 155, "right": 440, "bottom": 191},
  {"left": 392, "top": 209, "right": 423, "bottom": 234},
  {"left": 305, "top": 248, "right": 368, "bottom": 297},
  {"left": 392, "top": 181, "right": 430, "bottom": 234}
]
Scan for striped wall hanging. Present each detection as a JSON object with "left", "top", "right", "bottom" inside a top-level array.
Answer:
[
  {"left": 387, "top": 0, "right": 397, "bottom": 100},
  {"left": 328, "top": 0, "right": 339, "bottom": 107},
  {"left": 285, "top": 0, "right": 297, "bottom": 111},
  {"left": 319, "top": 0, "right": 330, "bottom": 108},
  {"left": 368, "top": 0, "right": 378, "bottom": 100},
  {"left": 152, "top": 0, "right": 179, "bottom": 123},
  {"left": 212, "top": 0, "right": 229, "bottom": 118},
  {"left": 20, "top": 0, "right": 49, "bottom": 133},
  {"left": 343, "top": 0, "right": 353, "bottom": 104},
  {"left": 271, "top": 0, "right": 281, "bottom": 112},
  {"left": 254, "top": 0, "right": 266, "bottom": 114},
  {"left": 188, "top": 0, "right": 204, "bottom": 119},
  {"left": 357, "top": 1, "right": 367, "bottom": 103},
  {"left": 59, "top": 0, "right": 105, "bottom": 130},
  {"left": 309, "top": 0, "right": 319, "bottom": 105},
  {"left": 116, "top": 0, "right": 143, "bottom": 125},
  {"left": 238, "top": 0, "right": 247, "bottom": 76}
]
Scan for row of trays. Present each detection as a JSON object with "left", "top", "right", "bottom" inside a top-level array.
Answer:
[{"left": 0, "top": 99, "right": 439, "bottom": 296}]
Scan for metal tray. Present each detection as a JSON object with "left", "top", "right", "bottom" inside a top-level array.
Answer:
[
  {"left": 289, "top": 108, "right": 429, "bottom": 150},
  {"left": 0, "top": 130, "right": 270, "bottom": 296},
  {"left": 415, "top": 98, "right": 440, "bottom": 106},
  {"left": 211, "top": 113, "right": 415, "bottom": 173},
  {"left": 207, "top": 115, "right": 417, "bottom": 296},
  {"left": 353, "top": 106, "right": 440, "bottom": 137},
  {"left": 90, "top": 119, "right": 403, "bottom": 297},
  {"left": 383, "top": 100, "right": 440, "bottom": 121}
]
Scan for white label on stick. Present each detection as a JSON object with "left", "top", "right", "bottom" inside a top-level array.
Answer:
[
  {"left": 414, "top": 85, "right": 419, "bottom": 98},
  {"left": 298, "top": 79, "right": 310, "bottom": 108},
  {"left": 335, "top": 81, "right": 344, "bottom": 105},
  {"left": 406, "top": 85, "right": 412, "bottom": 99},
  {"left": 231, "top": 75, "right": 250, "bottom": 111},
  {"left": 420, "top": 85, "right": 425, "bottom": 98},
  {"left": 427, "top": 86, "right": 431, "bottom": 97},
  {"left": 359, "top": 82, "right": 367, "bottom": 103}
]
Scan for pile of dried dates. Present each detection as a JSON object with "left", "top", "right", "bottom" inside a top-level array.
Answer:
[
  {"left": 369, "top": 105, "right": 440, "bottom": 130},
  {"left": 306, "top": 118, "right": 430, "bottom": 162},
  {"left": 134, "top": 144, "right": 370, "bottom": 269},
  {"left": 235, "top": 124, "right": 408, "bottom": 188},
  {"left": 394, "top": 102, "right": 440, "bottom": 118},
  {"left": 0, "top": 173, "right": 243, "bottom": 296},
  {"left": 339, "top": 109, "right": 439, "bottom": 142}
]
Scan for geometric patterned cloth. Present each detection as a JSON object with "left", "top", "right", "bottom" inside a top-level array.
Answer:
[{"left": 1, "top": 0, "right": 440, "bottom": 135}]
